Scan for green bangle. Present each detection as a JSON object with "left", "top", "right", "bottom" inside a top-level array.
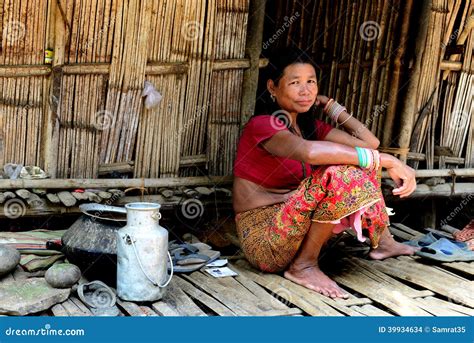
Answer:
[
  {"left": 362, "top": 148, "right": 369, "bottom": 168},
  {"left": 356, "top": 147, "right": 371, "bottom": 168},
  {"left": 355, "top": 147, "right": 364, "bottom": 167}
]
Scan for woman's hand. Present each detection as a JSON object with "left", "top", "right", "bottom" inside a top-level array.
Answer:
[
  {"left": 382, "top": 154, "right": 416, "bottom": 198},
  {"left": 315, "top": 95, "right": 330, "bottom": 108}
]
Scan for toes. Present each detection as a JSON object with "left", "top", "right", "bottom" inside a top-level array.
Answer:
[{"left": 322, "top": 289, "right": 331, "bottom": 297}]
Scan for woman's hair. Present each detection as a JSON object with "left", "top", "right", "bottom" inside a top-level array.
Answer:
[{"left": 254, "top": 48, "right": 319, "bottom": 141}]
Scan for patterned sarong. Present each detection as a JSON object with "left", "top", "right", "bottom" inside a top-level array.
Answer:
[{"left": 235, "top": 165, "right": 389, "bottom": 272}]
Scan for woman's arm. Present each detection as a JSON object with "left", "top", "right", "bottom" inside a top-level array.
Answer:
[
  {"left": 262, "top": 132, "right": 416, "bottom": 198},
  {"left": 316, "top": 95, "right": 380, "bottom": 149}
]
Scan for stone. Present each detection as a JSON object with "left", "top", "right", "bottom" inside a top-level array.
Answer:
[
  {"left": 0, "top": 278, "right": 70, "bottom": 315},
  {"left": 0, "top": 244, "right": 21, "bottom": 277},
  {"left": 45, "top": 263, "right": 81, "bottom": 289}
]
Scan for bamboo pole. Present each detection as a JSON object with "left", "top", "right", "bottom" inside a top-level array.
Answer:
[
  {"left": 0, "top": 176, "right": 234, "bottom": 189},
  {"left": 240, "top": 0, "right": 266, "bottom": 129},
  {"left": 382, "top": 0, "right": 413, "bottom": 146},
  {"left": 397, "top": 0, "right": 432, "bottom": 162}
]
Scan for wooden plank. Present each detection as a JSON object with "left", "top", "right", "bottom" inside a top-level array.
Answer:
[
  {"left": 370, "top": 258, "right": 474, "bottom": 308},
  {"left": 332, "top": 264, "right": 431, "bottom": 316},
  {"left": 234, "top": 272, "right": 290, "bottom": 310},
  {"left": 412, "top": 297, "right": 468, "bottom": 317},
  {"left": 61, "top": 299, "right": 91, "bottom": 316},
  {"left": 207, "top": 272, "right": 275, "bottom": 312},
  {"left": 69, "top": 296, "right": 93, "bottom": 315},
  {"left": 116, "top": 299, "right": 147, "bottom": 316},
  {"left": 233, "top": 261, "right": 371, "bottom": 307},
  {"left": 390, "top": 223, "right": 425, "bottom": 237},
  {"left": 440, "top": 261, "right": 474, "bottom": 277},
  {"left": 138, "top": 306, "right": 159, "bottom": 316},
  {"left": 257, "top": 308, "right": 302, "bottom": 316},
  {"left": 351, "top": 304, "right": 393, "bottom": 316},
  {"left": 162, "top": 281, "right": 207, "bottom": 316},
  {"left": 174, "top": 276, "right": 236, "bottom": 316},
  {"left": 347, "top": 258, "right": 435, "bottom": 298},
  {"left": 182, "top": 272, "right": 260, "bottom": 315},
  {"left": 0, "top": 176, "right": 233, "bottom": 189},
  {"left": 388, "top": 227, "right": 415, "bottom": 241},
  {"left": 151, "top": 301, "right": 180, "bottom": 316},
  {"left": 50, "top": 303, "right": 68, "bottom": 316},
  {"left": 231, "top": 263, "right": 347, "bottom": 316},
  {"left": 422, "top": 296, "right": 474, "bottom": 316}
]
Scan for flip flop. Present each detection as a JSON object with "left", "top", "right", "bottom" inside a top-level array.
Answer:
[
  {"left": 405, "top": 232, "right": 468, "bottom": 249},
  {"left": 416, "top": 238, "right": 474, "bottom": 262},
  {"left": 168, "top": 242, "right": 220, "bottom": 273},
  {"left": 453, "top": 220, "right": 474, "bottom": 242},
  {"left": 77, "top": 280, "right": 120, "bottom": 316}
]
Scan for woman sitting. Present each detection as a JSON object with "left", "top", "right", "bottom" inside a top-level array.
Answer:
[{"left": 233, "top": 50, "right": 417, "bottom": 299}]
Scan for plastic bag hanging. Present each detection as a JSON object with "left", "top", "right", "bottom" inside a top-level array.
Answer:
[{"left": 142, "top": 81, "right": 162, "bottom": 109}]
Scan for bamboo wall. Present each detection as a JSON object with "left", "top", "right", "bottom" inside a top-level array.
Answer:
[
  {"left": 264, "top": 0, "right": 473, "bottom": 170},
  {"left": 0, "top": 0, "right": 250, "bottom": 179},
  {"left": 407, "top": 0, "right": 474, "bottom": 169},
  {"left": 264, "top": 0, "right": 407, "bottom": 144},
  {"left": 1, "top": 0, "right": 472, "bottom": 182}
]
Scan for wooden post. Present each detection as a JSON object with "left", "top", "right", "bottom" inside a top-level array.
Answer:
[
  {"left": 397, "top": 0, "right": 432, "bottom": 162},
  {"left": 240, "top": 0, "right": 266, "bottom": 131},
  {"left": 382, "top": 0, "right": 413, "bottom": 147},
  {"left": 43, "top": 0, "right": 67, "bottom": 177}
]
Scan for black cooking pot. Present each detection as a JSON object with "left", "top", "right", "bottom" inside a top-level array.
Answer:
[{"left": 47, "top": 204, "right": 127, "bottom": 286}]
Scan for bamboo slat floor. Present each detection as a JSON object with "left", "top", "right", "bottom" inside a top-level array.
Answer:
[{"left": 2, "top": 225, "right": 472, "bottom": 317}]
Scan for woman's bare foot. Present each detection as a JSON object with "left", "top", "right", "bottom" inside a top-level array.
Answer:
[
  {"left": 369, "top": 239, "right": 418, "bottom": 260},
  {"left": 284, "top": 264, "right": 349, "bottom": 299}
]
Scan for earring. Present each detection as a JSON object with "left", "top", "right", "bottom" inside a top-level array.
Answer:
[{"left": 270, "top": 94, "right": 275, "bottom": 102}]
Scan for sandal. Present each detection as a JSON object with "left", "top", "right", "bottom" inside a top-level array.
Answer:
[
  {"left": 416, "top": 238, "right": 474, "bottom": 262},
  {"left": 168, "top": 242, "right": 220, "bottom": 273},
  {"left": 453, "top": 220, "right": 474, "bottom": 242},
  {"left": 405, "top": 232, "right": 468, "bottom": 249},
  {"left": 77, "top": 280, "right": 120, "bottom": 316}
]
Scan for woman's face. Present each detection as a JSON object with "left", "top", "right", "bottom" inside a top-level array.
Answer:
[{"left": 267, "top": 63, "right": 318, "bottom": 115}]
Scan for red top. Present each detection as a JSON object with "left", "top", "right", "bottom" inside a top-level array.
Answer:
[{"left": 234, "top": 115, "right": 333, "bottom": 189}]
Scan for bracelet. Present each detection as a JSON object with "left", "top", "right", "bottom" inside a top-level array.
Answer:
[
  {"left": 323, "top": 98, "right": 334, "bottom": 113},
  {"left": 324, "top": 99, "right": 347, "bottom": 123},
  {"left": 372, "top": 149, "right": 380, "bottom": 171},
  {"left": 355, "top": 147, "right": 379, "bottom": 169},
  {"left": 338, "top": 113, "right": 353, "bottom": 126},
  {"left": 355, "top": 147, "right": 366, "bottom": 168}
]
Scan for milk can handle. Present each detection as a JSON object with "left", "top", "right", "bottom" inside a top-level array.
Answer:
[{"left": 126, "top": 234, "right": 173, "bottom": 288}]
